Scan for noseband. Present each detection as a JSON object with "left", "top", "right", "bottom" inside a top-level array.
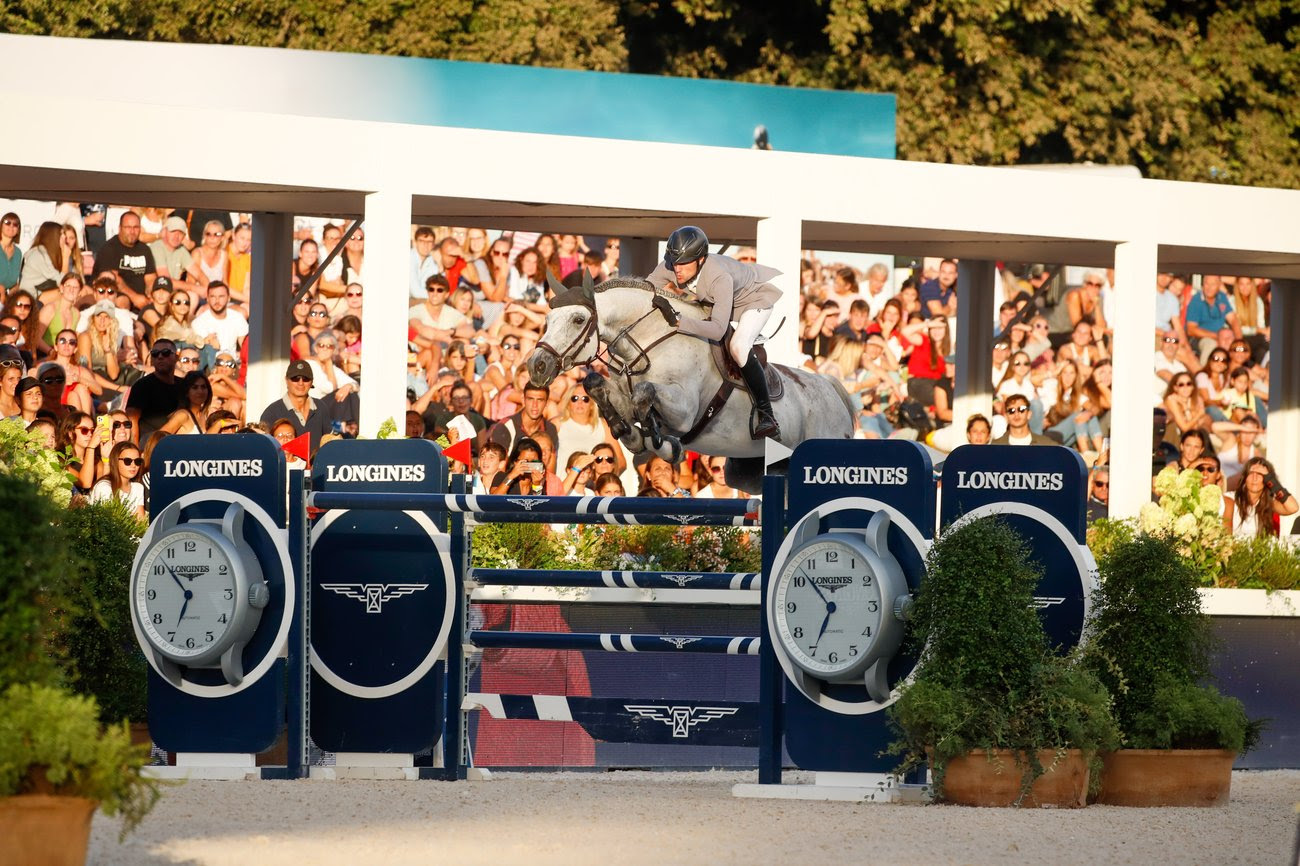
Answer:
[{"left": 536, "top": 287, "right": 680, "bottom": 380}]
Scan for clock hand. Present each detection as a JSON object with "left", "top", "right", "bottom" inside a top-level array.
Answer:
[
  {"left": 162, "top": 560, "right": 185, "bottom": 592},
  {"left": 176, "top": 587, "right": 193, "bottom": 628},
  {"left": 811, "top": 600, "right": 836, "bottom": 652},
  {"left": 798, "top": 569, "right": 830, "bottom": 606}
]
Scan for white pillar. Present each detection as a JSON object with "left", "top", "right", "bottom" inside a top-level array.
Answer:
[
  {"left": 1108, "top": 240, "right": 1159, "bottom": 519},
  {"left": 1267, "top": 280, "right": 1298, "bottom": 510},
  {"left": 952, "top": 260, "right": 995, "bottom": 430},
  {"left": 247, "top": 212, "right": 294, "bottom": 419},
  {"left": 755, "top": 216, "right": 803, "bottom": 366},
  {"left": 359, "top": 190, "right": 411, "bottom": 437}
]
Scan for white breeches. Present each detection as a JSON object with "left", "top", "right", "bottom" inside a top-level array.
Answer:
[{"left": 728, "top": 306, "right": 773, "bottom": 366}]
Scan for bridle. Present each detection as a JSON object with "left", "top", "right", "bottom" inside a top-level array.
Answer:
[{"left": 535, "top": 288, "right": 679, "bottom": 384}]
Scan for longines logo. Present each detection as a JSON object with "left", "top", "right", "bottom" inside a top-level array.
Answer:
[
  {"left": 1032, "top": 596, "right": 1066, "bottom": 609},
  {"left": 324, "top": 463, "right": 427, "bottom": 483},
  {"left": 802, "top": 466, "right": 909, "bottom": 485},
  {"left": 507, "top": 497, "right": 549, "bottom": 511},
  {"left": 162, "top": 459, "right": 264, "bottom": 478},
  {"left": 955, "top": 471, "right": 1064, "bottom": 491},
  {"left": 173, "top": 565, "right": 209, "bottom": 576},
  {"left": 809, "top": 576, "right": 853, "bottom": 588},
  {"left": 320, "top": 583, "right": 429, "bottom": 613},
  {"left": 624, "top": 705, "right": 741, "bottom": 738}
]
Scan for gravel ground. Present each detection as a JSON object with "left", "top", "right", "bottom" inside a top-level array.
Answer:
[{"left": 87, "top": 770, "right": 1300, "bottom": 866}]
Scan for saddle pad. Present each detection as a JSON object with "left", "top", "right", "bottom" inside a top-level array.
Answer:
[{"left": 709, "top": 335, "right": 785, "bottom": 401}]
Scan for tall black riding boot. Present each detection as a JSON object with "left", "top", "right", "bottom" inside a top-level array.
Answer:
[{"left": 740, "top": 355, "right": 781, "bottom": 440}]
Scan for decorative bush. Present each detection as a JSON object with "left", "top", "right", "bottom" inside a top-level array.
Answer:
[
  {"left": 0, "top": 683, "right": 161, "bottom": 839},
  {"left": 470, "top": 521, "right": 761, "bottom": 575},
  {"left": 889, "top": 516, "right": 1119, "bottom": 798},
  {"left": 58, "top": 499, "right": 150, "bottom": 723},
  {"left": 1086, "top": 531, "right": 1256, "bottom": 752},
  {"left": 1139, "top": 465, "right": 1233, "bottom": 584},
  {"left": 1219, "top": 535, "right": 1300, "bottom": 590},
  {"left": 0, "top": 474, "right": 82, "bottom": 690},
  {"left": 0, "top": 418, "right": 73, "bottom": 505}
]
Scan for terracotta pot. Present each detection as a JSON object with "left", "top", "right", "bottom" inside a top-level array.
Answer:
[
  {"left": 0, "top": 794, "right": 97, "bottom": 866},
  {"left": 128, "top": 722, "right": 152, "bottom": 749},
  {"left": 1097, "top": 749, "right": 1235, "bottom": 807},
  {"left": 940, "top": 749, "right": 1089, "bottom": 808}
]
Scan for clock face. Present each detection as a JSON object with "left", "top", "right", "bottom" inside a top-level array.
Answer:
[
  {"left": 774, "top": 538, "right": 884, "bottom": 678},
  {"left": 136, "top": 529, "right": 239, "bottom": 659}
]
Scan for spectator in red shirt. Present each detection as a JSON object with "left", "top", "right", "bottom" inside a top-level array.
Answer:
[{"left": 903, "top": 316, "right": 953, "bottom": 424}]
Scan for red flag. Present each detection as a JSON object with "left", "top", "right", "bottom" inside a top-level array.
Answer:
[
  {"left": 442, "top": 437, "right": 472, "bottom": 467},
  {"left": 282, "top": 432, "right": 311, "bottom": 463}
]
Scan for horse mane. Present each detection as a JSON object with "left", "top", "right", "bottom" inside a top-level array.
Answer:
[{"left": 593, "top": 277, "right": 709, "bottom": 314}]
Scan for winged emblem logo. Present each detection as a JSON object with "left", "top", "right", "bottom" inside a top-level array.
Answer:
[
  {"left": 659, "top": 637, "right": 701, "bottom": 649},
  {"left": 624, "top": 705, "right": 740, "bottom": 738},
  {"left": 319, "top": 583, "right": 428, "bottom": 613},
  {"left": 1031, "top": 596, "right": 1067, "bottom": 609},
  {"left": 506, "top": 497, "right": 550, "bottom": 511},
  {"left": 664, "top": 514, "right": 694, "bottom": 524},
  {"left": 661, "top": 574, "right": 701, "bottom": 587}
]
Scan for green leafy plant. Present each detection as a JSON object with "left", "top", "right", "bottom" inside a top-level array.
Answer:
[
  {"left": 58, "top": 499, "right": 150, "bottom": 723},
  {"left": 0, "top": 418, "right": 73, "bottom": 505},
  {"left": 888, "top": 516, "right": 1120, "bottom": 800},
  {"left": 0, "top": 683, "right": 162, "bottom": 839},
  {"left": 1085, "top": 531, "right": 1257, "bottom": 752},
  {"left": 0, "top": 474, "right": 83, "bottom": 690},
  {"left": 1219, "top": 535, "right": 1300, "bottom": 591}
]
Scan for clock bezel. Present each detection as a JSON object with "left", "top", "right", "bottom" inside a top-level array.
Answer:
[
  {"left": 134, "top": 523, "right": 259, "bottom": 667},
  {"left": 772, "top": 533, "right": 887, "bottom": 681}
]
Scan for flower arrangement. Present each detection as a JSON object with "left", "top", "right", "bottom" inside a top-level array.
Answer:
[{"left": 1139, "top": 465, "right": 1233, "bottom": 584}]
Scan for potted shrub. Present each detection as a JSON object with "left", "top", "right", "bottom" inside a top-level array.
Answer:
[
  {"left": 1085, "top": 532, "right": 1260, "bottom": 806},
  {"left": 889, "top": 516, "right": 1119, "bottom": 807},
  {"left": 0, "top": 683, "right": 162, "bottom": 865}
]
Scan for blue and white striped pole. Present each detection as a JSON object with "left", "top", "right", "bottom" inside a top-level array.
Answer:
[
  {"left": 470, "top": 631, "right": 761, "bottom": 655},
  {"left": 471, "top": 569, "right": 761, "bottom": 592}
]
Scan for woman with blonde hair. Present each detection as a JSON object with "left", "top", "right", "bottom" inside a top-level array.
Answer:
[
  {"left": 188, "top": 219, "right": 229, "bottom": 295},
  {"left": 79, "top": 301, "right": 124, "bottom": 390},
  {"left": 554, "top": 381, "right": 619, "bottom": 470},
  {"left": 1044, "top": 359, "right": 1104, "bottom": 454},
  {"left": 817, "top": 336, "right": 866, "bottom": 390}
]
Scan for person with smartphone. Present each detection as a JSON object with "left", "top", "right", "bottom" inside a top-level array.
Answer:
[{"left": 490, "top": 437, "right": 550, "bottom": 495}]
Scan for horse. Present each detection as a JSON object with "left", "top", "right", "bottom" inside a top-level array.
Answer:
[{"left": 525, "top": 277, "right": 857, "bottom": 493}]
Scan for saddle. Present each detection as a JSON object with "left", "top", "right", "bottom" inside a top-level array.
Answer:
[
  {"left": 680, "top": 327, "right": 784, "bottom": 445},
  {"left": 711, "top": 325, "right": 785, "bottom": 401}
]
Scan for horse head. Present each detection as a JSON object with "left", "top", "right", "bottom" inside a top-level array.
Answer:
[{"left": 526, "top": 274, "right": 599, "bottom": 386}]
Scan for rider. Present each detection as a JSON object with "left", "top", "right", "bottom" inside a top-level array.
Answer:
[{"left": 645, "top": 226, "right": 782, "bottom": 440}]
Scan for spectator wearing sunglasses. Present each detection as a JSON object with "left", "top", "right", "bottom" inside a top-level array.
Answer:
[
  {"left": 992, "top": 394, "right": 1056, "bottom": 445},
  {"left": 1087, "top": 466, "right": 1109, "bottom": 523},
  {"left": 89, "top": 440, "right": 147, "bottom": 520},
  {"left": 258, "top": 360, "right": 332, "bottom": 453},
  {"left": 695, "top": 456, "right": 745, "bottom": 499},
  {"left": 126, "top": 338, "right": 187, "bottom": 441},
  {"left": 306, "top": 330, "right": 358, "bottom": 427},
  {"left": 209, "top": 352, "right": 245, "bottom": 418},
  {"left": 0, "top": 212, "right": 21, "bottom": 295},
  {"left": 555, "top": 382, "right": 621, "bottom": 472}
]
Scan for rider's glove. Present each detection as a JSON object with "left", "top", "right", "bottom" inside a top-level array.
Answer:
[{"left": 652, "top": 295, "right": 679, "bottom": 326}]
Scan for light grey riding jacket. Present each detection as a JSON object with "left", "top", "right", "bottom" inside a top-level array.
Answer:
[{"left": 646, "top": 254, "right": 782, "bottom": 342}]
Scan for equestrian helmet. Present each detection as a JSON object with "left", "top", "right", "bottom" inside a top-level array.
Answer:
[{"left": 664, "top": 226, "right": 709, "bottom": 267}]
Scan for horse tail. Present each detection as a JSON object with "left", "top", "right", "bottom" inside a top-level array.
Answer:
[{"left": 829, "top": 376, "right": 859, "bottom": 437}]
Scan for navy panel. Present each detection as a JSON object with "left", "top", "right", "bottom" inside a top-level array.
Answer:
[{"left": 148, "top": 661, "right": 285, "bottom": 753}]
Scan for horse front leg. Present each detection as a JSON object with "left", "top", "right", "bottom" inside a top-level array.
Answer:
[
  {"left": 584, "top": 371, "right": 646, "bottom": 453},
  {"left": 632, "top": 381, "right": 698, "bottom": 464}
]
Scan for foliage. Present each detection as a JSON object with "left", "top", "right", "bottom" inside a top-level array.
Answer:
[
  {"left": 1128, "top": 676, "right": 1258, "bottom": 753},
  {"left": 0, "top": 683, "right": 162, "bottom": 839},
  {"left": 0, "top": 418, "right": 73, "bottom": 506},
  {"left": 888, "top": 516, "right": 1119, "bottom": 800},
  {"left": 6, "top": 1, "right": 1296, "bottom": 186},
  {"left": 1219, "top": 535, "right": 1300, "bottom": 591},
  {"left": 1084, "top": 517, "right": 1134, "bottom": 568},
  {"left": 1139, "top": 465, "right": 1233, "bottom": 585},
  {"left": 58, "top": 499, "right": 150, "bottom": 723},
  {"left": 0, "top": 474, "right": 82, "bottom": 691},
  {"left": 1086, "top": 531, "right": 1258, "bottom": 752},
  {"left": 375, "top": 417, "right": 399, "bottom": 440},
  {"left": 470, "top": 520, "right": 761, "bottom": 574}
]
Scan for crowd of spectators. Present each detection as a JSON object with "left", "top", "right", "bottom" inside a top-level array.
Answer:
[{"left": 1, "top": 204, "right": 1292, "bottom": 535}]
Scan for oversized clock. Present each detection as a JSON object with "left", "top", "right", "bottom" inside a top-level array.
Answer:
[
  {"left": 770, "top": 509, "right": 912, "bottom": 703},
  {"left": 131, "top": 501, "right": 270, "bottom": 687}
]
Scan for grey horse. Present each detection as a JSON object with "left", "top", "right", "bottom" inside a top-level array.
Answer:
[{"left": 526, "top": 278, "right": 856, "bottom": 493}]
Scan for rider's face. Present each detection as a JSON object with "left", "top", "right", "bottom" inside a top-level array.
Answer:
[{"left": 672, "top": 258, "right": 702, "bottom": 285}]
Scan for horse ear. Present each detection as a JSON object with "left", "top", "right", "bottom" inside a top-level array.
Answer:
[
  {"left": 545, "top": 271, "right": 567, "bottom": 299},
  {"left": 582, "top": 268, "right": 594, "bottom": 294}
]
